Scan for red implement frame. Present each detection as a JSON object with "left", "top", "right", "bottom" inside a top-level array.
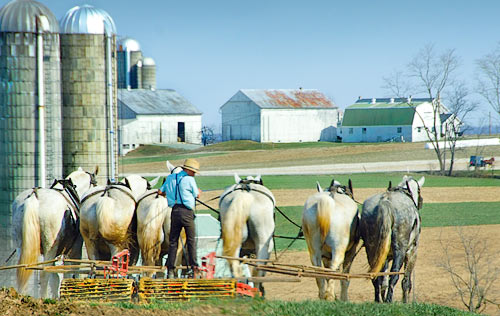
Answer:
[
  {"left": 104, "top": 249, "right": 130, "bottom": 278},
  {"left": 199, "top": 251, "right": 216, "bottom": 279}
]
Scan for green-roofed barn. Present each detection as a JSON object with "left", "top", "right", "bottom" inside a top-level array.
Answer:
[{"left": 339, "top": 97, "right": 460, "bottom": 143}]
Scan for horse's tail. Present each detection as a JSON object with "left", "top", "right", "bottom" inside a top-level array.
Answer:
[
  {"left": 221, "top": 194, "right": 251, "bottom": 257},
  {"left": 95, "top": 196, "right": 117, "bottom": 241},
  {"left": 17, "top": 195, "right": 41, "bottom": 293},
  {"left": 137, "top": 198, "right": 165, "bottom": 266},
  {"left": 316, "top": 195, "right": 333, "bottom": 243},
  {"left": 368, "top": 198, "right": 393, "bottom": 274}
]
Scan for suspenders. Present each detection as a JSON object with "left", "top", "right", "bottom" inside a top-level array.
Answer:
[{"left": 174, "top": 174, "right": 185, "bottom": 206}]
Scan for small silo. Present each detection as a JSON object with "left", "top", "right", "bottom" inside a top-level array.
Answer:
[
  {"left": 59, "top": 5, "right": 118, "bottom": 183},
  {"left": 142, "top": 57, "right": 156, "bottom": 90},
  {"left": 0, "top": 0, "right": 63, "bottom": 287},
  {"left": 116, "top": 37, "right": 141, "bottom": 89}
]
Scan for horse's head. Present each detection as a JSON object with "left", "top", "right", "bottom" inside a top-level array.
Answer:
[
  {"left": 66, "top": 167, "right": 99, "bottom": 198},
  {"left": 120, "top": 174, "right": 156, "bottom": 199},
  {"left": 399, "top": 175, "right": 425, "bottom": 209},
  {"left": 166, "top": 161, "right": 183, "bottom": 174},
  {"left": 319, "top": 178, "right": 354, "bottom": 199},
  {"left": 234, "top": 174, "right": 263, "bottom": 186}
]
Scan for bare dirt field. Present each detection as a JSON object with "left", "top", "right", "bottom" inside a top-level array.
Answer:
[
  {"left": 265, "top": 225, "right": 500, "bottom": 315},
  {"left": 2, "top": 225, "right": 500, "bottom": 316}
]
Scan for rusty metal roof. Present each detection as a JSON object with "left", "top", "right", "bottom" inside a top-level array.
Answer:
[
  {"left": 118, "top": 89, "right": 202, "bottom": 116},
  {"left": 239, "top": 89, "right": 336, "bottom": 109}
]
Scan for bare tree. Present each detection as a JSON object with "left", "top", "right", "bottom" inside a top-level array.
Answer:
[
  {"left": 476, "top": 44, "right": 500, "bottom": 117},
  {"left": 384, "top": 44, "right": 475, "bottom": 175},
  {"left": 439, "top": 228, "right": 500, "bottom": 313}
]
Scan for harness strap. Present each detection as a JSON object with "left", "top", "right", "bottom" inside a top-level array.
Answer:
[
  {"left": 81, "top": 185, "right": 136, "bottom": 205},
  {"left": 136, "top": 190, "right": 160, "bottom": 205}
]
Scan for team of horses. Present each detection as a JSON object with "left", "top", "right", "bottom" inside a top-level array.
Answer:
[{"left": 11, "top": 164, "right": 425, "bottom": 303}]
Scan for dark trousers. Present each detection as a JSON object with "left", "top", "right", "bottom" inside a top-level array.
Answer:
[{"left": 167, "top": 204, "right": 198, "bottom": 269}]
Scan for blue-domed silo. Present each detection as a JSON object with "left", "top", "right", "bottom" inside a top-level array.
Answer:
[
  {"left": 59, "top": 5, "right": 118, "bottom": 183},
  {"left": 0, "top": 0, "right": 63, "bottom": 288}
]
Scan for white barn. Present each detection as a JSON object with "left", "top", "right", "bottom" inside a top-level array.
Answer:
[
  {"left": 221, "top": 89, "right": 339, "bottom": 143},
  {"left": 340, "top": 97, "right": 461, "bottom": 143},
  {"left": 118, "top": 89, "right": 202, "bottom": 155}
]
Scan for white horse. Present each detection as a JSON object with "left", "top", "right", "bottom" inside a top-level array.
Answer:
[
  {"left": 359, "top": 175, "right": 425, "bottom": 303},
  {"left": 11, "top": 167, "right": 98, "bottom": 297},
  {"left": 219, "top": 174, "right": 275, "bottom": 295},
  {"left": 79, "top": 174, "right": 159, "bottom": 265},
  {"left": 302, "top": 179, "right": 360, "bottom": 301},
  {"left": 136, "top": 161, "right": 185, "bottom": 274}
]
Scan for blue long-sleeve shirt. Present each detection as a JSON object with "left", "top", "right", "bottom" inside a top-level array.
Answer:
[{"left": 159, "top": 170, "right": 198, "bottom": 210}]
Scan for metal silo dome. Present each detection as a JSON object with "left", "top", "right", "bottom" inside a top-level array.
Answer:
[
  {"left": 60, "top": 4, "right": 116, "bottom": 35},
  {"left": 143, "top": 57, "right": 155, "bottom": 66},
  {"left": 0, "top": 0, "right": 59, "bottom": 32},
  {"left": 118, "top": 37, "right": 141, "bottom": 51}
]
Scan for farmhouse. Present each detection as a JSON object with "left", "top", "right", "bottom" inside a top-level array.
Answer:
[
  {"left": 340, "top": 97, "right": 461, "bottom": 143},
  {"left": 221, "top": 89, "right": 340, "bottom": 143},
  {"left": 118, "top": 89, "right": 202, "bottom": 155}
]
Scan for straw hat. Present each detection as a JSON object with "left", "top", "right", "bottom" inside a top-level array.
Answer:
[{"left": 182, "top": 158, "right": 200, "bottom": 174}]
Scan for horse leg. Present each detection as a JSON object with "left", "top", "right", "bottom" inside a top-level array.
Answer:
[
  {"left": 385, "top": 253, "right": 404, "bottom": 303},
  {"left": 65, "top": 235, "right": 83, "bottom": 279},
  {"left": 253, "top": 235, "right": 273, "bottom": 297},
  {"left": 380, "top": 260, "right": 389, "bottom": 302},
  {"left": 321, "top": 255, "right": 336, "bottom": 301},
  {"left": 340, "top": 240, "right": 360, "bottom": 301},
  {"left": 402, "top": 246, "right": 418, "bottom": 303}
]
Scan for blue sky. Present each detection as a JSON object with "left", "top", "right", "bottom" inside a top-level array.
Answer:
[{"left": 30, "top": 1, "right": 500, "bottom": 128}]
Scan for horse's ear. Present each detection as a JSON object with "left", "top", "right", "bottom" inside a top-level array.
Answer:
[
  {"left": 329, "top": 179, "right": 335, "bottom": 188},
  {"left": 125, "top": 178, "right": 131, "bottom": 189},
  {"left": 234, "top": 174, "right": 241, "bottom": 184},
  {"left": 149, "top": 176, "right": 160, "bottom": 188},
  {"left": 94, "top": 165, "right": 99, "bottom": 175},
  {"left": 388, "top": 181, "right": 392, "bottom": 189},
  {"left": 107, "top": 179, "right": 111, "bottom": 185},
  {"left": 78, "top": 167, "right": 83, "bottom": 172},
  {"left": 255, "top": 175, "right": 261, "bottom": 183},
  {"left": 316, "top": 181, "right": 322, "bottom": 193},
  {"left": 348, "top": 179, "right": 353, "bottom": 195},
  {"left": 166, "top": 161, "right": 175, "bottom": 173},
  {"left": 161, "top": 177, "right": 166, "bottom": 185},
  {"left": 418, "top": 176, "right": 425, "bottom": 187}
]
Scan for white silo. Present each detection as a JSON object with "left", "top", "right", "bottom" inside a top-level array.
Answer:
[
  {"left": 59, "top": 5, "right": 118, "bottom": 183},
  {"left": 0, "top": 0, "right": 63, "bottom": 289},
  {"left": 142, "top": 57, "right": 156, "bottom": 90},
  {"left": 116, "top": 37, "right": 141, "bottom": 89}
]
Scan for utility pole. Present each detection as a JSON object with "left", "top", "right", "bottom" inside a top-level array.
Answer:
[{"left": 489, "top": 112, "right": 491, "bottom": 136}]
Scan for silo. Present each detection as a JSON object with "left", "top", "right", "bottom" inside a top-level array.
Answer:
[
  {"left": 129, "top": 50, "right": 143, "bottom": 89},
  {"left": 116, "top": 37, "right": 141, "bottom": 89},
  {"left": 60, "top": 5, "right": 118, "bottom": 184},
  {"left": 0, "top": 0, "right": 63, "bottom": 287},
  {"left": 142, "top": 57, "right": 156, "bottom": 90}
]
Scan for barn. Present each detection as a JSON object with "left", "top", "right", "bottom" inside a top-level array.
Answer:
[
  {"left": 118, "top": 89, "right": 202, "bottom": 155},
  {"left": 340, "top": 97, "right": 461, "bottom": 143},
  {"left": 221, "top": 89, "right": 339, "bottom": 143}
]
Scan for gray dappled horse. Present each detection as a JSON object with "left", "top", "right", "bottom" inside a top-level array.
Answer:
[
  {"left": 359, "top": 175, "right": 425, "bottom": 303},
  {"left": 12, "top": 167, "right": 98, "bottom": 297},
  {"left": 302, "top": 179, "right": 360, "bottom": 301},
  {"left": 79, "top": 174, "right": 159, "bottom": 265},
  {"left": 219, "top": 174, "right": 275, "bottom": 296}
]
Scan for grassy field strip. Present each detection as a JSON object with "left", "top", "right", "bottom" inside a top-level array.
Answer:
[
  {"left": 193, "top": 173, "right": 500, "bottom": 190},
  {"left": 196, "top": 187, "right": 500, "bottom": 212}
]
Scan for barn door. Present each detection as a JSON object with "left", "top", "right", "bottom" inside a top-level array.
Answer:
[{"left": 177, "top": 122, "right": 185, "bottom": 142}]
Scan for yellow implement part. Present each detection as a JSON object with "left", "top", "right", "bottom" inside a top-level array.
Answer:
[
  {"left": 60, "top": 278, "right": 134, "bottom": 301},
  {"left": 138, "top": 278, "right": 236, "bottom": 301}
]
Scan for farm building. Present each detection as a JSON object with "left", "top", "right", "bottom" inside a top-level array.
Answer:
[
  {"left": 221, "top": 89, "right": 340, "bottom": 143},
  {"left": 339, "top": 97, "right": 461, "bottom": 143},
  {"left": 118, "top": 89, "right": 202, "bottom": 155}
]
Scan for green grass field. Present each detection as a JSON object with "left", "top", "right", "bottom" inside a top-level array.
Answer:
[
  {"left": 192, "top": 172, "right": 500, "bottom": 190},
  {"left": 110, "top": 298, "right": 475, "bottom": 316}
]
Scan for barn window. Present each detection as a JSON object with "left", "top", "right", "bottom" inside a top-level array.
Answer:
[
  {"left": 397, "top": 127, "right": 402, "bottom": 133},
  {"left": 123, "top": 144, "right": 130, "bottom": 149},
  {"left": 362, "top": 128, "right": 367, "bottom": 134},
  {"left": 349, "top": 128, "right": 353, "bottom": 134},
  {"left": 417, "top": 127, "right": 422, "bottom": 132}
]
